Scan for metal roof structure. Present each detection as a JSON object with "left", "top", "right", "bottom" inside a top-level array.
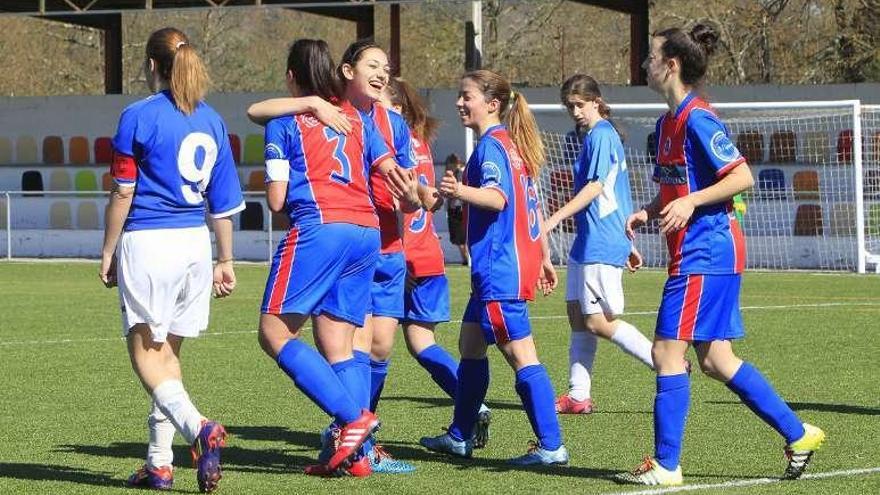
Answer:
[{"left": 2, "top": 0, "right": 649, "bottom": 93}]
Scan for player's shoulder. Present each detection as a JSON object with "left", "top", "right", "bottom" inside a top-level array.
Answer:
[
  {"left": 590, "top": 119, "right": 620, "bottom": 141},
  {"left": 119, "top": 92, "right": 167, "bottom": 122}
]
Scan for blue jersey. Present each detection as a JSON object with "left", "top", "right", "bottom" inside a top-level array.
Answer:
[
  {"left": 465, "top": 125, "right": 543, "bottom": 301},
  {"left": 653, "top": 93, "right": 746, "bottom": 275},
  {"left": 569, "top": 119, "right": 633, "bottom": 267},
  {"left": 263, "top": 100, "right": 390, "bottom": 229},
  {"left": 370, "top": 103, "right": 417, "bottom": 253},
  {"left": 111, "top": 91, "right": 244, "bottom": 231}
]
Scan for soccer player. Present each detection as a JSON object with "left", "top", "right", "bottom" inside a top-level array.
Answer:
[
  {"left": 617, "top": 22, "right": 825, "bottom": 486},
  {"left": 543, "top": 74, "right": 654, "bottom": 415},
  {"left": 254, "top": 39, "right": 413, "bottom": 478},
  {"left": 98, "top": 28, "right": 243, "bottom": 493},
  {"left": 380, "top": 77, "right": 493, "bottom": 449},
  {"left": 420, "top": 70, "right": 568, "bottom": 466}
]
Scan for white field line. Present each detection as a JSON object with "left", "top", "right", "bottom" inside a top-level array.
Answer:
[
  {"left": 1, "top": 301, "right": 879, "bottom": 348},
  {"left": 605, "top": 466, "right": 880, "bottom": 495}
]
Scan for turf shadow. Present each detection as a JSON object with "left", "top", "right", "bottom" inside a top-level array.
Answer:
[
  {"left": 706, "top": 400, "right": 880, "bottom": 416},
  {"left": 381, "top": 395, "right": 523, "bottom": 411},
  {"left": 0, "top": 462, "right": 117, "bottom": 488}
]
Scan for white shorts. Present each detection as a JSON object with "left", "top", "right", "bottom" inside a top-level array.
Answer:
[
  {"left": 565, "top": 261, "right": 625, "bottom": 316},
  {"left": 117, "top": 226, "right": 213, "bottom": 342}
]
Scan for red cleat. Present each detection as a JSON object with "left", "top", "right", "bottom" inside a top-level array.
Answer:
[
  {"left": 304, "top": 456, "right": 372, "bottom": 478},
  {"left": 555, "top": 395, "right": 595, "bottom": 414},
  {"left": 327, "top": 410, "right": 380, "bottom": 471}
]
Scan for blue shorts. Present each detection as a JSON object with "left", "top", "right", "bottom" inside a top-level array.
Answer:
[
  {"left": 462, "top": 297, "right": 531, "bottom": 345},
  {"left": 655, "top": 274, "right": 745, "bottom": 342},
  {"left": 261, "top": 223, "right": 379, "bottom": 327},
  {"left": 404, "top": 274, "right": 450, "bottom": 324},
  {"left": 369, "top": 251, "right": 406, "bottom": 319}
]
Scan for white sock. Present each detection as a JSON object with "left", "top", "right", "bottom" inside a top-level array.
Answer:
[
  {"left": 152, "top": 380, "right": 204, "bottom": 444},
  {"left": 146, "top": 401, "right": 176, "bottom": 469},
  {"left": 609, "top": 321, "right": 655, "bottom": 370},
  {"left": 568, "top": 331, "right": 598, "bottom": 401}
]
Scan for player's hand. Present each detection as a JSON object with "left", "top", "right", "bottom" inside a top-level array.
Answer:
[
  {"left": 537, "top": 258, "right": 558, "bottom": 296},
  {"left": 626, "top": 246, "right": 644, "bottom": 273},
  {"left": 99, "top": 251, "right": 118, "bottom": 288},
  {"left": 383, "top": 165, "right": 410, "bottom": 199},
  {"left": 543, "top": 214, "right": 560, "bottom": 236},
  {"left": 626, "top": 209, "right": 649, "bottom": 240},
  {"left": 213, "top": 260, "right": 236, "bottom": 298},
  {"left": 439, "top": 170, "right": 460, "bottom": 199},
  {"left": 402, "top": 169, "right": 421, "bottom": 208},
  {"left": 659, "top": 197, "right": 695, "bottom": 234},
  {"left": 313, "top": 98, "right": 351, "bottom": 135}
]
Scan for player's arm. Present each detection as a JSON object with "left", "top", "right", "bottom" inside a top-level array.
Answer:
[
  {"left": 247, "top": 96, "right": 351, "bottom": 134},
  {"left": 210, "top": 215, "right": 236, "bottom": 297},
  {"left": 99, "top": 181, "right": 134, "bottom": 287},
  {"left": 660, "top": 164, "right": 753, "bottom": 234},
  {"left": 438, "top": 170, "right": 505, "bottom": 212},
  {"left": 375, "top": 157, "right": 420, "bottom": 212},
  {"left": 626, "top": 192, "right": 661, "bottom": 239},
  {"left": 418, "top": 183, "right": 444, "bottom": 212},
  {"left": 544, "top": 181, "right": 602, "bottom": 233}
]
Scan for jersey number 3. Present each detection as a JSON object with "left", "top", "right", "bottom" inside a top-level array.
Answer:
[
  {"left": 178, "top": 132, "right": 218, "bottom": 205},
  {"left": 324, "top": 128, "right": 352, "bottom": 185}
]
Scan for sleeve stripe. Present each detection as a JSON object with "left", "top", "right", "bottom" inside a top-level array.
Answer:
[
  {"left": 265, "top": 159, "right": 289, "bottom": 182},
  {"left": 716, "top": 157, "right": 746, "bottom": 178},
  {"left": 210, "top": 201, "right": 246, "bottom": 219}
]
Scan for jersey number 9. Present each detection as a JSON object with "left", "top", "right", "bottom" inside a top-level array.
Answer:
[{"left": 178, "top": 132, "right": 218, "bottom": 205}]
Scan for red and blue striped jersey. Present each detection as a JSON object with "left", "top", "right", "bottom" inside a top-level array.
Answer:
[
  {"left": 263, "top": 100, "right": 391, "bottom": 228},
  {"left": 111, "top": 91, "right": 245, "bottom": 231},
  {"left": 369, "top": 103, "right": 417, "bottom": 253},
  {"left": 653, "top": 93, "right": 747, "bottom": 276},
  {"left": 402, "top": 135, "right": 445, "bottom": 277},
  {"left": 465, "top": 125, "right": 543, "bottom": 301}
]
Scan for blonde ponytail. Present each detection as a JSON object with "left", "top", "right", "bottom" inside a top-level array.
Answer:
[
  {"left": 505, "top": 92, "right": 545, "bottom": 178},
  {"left": 146, "top": 28, "right": 209, "bottom": 115}
]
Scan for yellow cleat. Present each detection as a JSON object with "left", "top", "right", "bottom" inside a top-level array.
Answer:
[
  {"left": 615, "top": 456, "right": 683, "bottom": 486},
  {"left": 783, "top": 423, "right": 825, "bottom": 480}
]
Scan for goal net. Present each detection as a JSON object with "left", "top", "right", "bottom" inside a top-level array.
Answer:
[{"left": 532, "top": 100, "right": 871, "bottom": 272}]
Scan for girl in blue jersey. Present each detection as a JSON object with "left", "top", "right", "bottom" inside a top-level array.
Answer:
[
  {"left": 544, "top": 75, "right": 655, "bottom": 415},
  {"left": 420, "top": 70, "right": 568, "bottom": 466},
  {"left": 252, "top": 39, "right": 414, "bottom": 478},
  {"left": 618, "top": 23, "right": 825, "bottom": 486},
  {"left": 98, "top": 28, "right": 243, "bottom": 493}
]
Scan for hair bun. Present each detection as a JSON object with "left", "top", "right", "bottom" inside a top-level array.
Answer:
[{"left": 689, "top": 22, "right": 719, "bottom": 57}]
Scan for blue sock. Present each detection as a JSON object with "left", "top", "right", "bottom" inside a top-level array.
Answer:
[
  {"left": 448, "top": 358, "right": 489, "bottom": 442},
  {"left": 416, "top": 344, "right": 459, "bottom": 398},
  {"left": 353, "top": 350, "right": 371, "bottom": 411},
  {"left": 331, "top": 358, "right": 366, "bottom": 419},
  {"left": 654, "top": 373, "right": 690, "bottom": 471},
  {"left": 369, "top": 359, "right": 390, "bottom": 412},
  {"left": 276, "top": 339, "right": 360, "bottom": 425},
  {"left": 726, "top": 362, "right": 805, "bottom": 443},
  {"left": 514, "top": 364, "right": 562, "bottom": 451}
]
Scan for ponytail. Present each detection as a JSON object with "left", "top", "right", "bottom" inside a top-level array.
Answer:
[
  {"left": 146, "top": 27, "right": 209, "bottom": 115},
  {"left": 505, "top": 92, "right": 545, "bottom": 178}
]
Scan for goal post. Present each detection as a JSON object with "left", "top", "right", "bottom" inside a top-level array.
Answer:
[{"left": 519, "top": 100, "right": 871, "bottom": 273}]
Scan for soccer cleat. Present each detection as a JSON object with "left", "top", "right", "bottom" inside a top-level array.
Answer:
[
  {"left": 507, "top": 441, "right": 569, "bottom": 466},
  {"left": 190, "top": 421, "right": 227, "bottom": 493},
  {"left": 472, "top": 406, "right": 492, "bottom": 449},
  {"left": 419, "top": 431, "right": 473, "bottom": 458},
  {"left": 305, "top": 455, "right": 372, "bottom": 478},
  {"left": 555, "top": 395, "right": 595, "bottom": 414},
  {"left": 126, "top": 464, "right": 173, "bottom": 490},
  {"left": 615, "top": 456, "right": 683, "bottom": 486},
  {"left": 327, "top": 410, "right": 381, "bottom": 472},
  {"left": 368, "top": 445, "right": 416, "bottom": 474},
  {"left": 783, "top": 423, "right": 826, "bottom": 480},
  {"left": 317, "top": 426, "right": 341, "bottom": 464}
]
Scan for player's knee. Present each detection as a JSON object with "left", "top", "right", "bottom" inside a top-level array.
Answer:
[
  {"left": 697, "top": 356, "right": 725, "bottom": 380},
  {"left": 583, "top": 316, "right": 613, "bottom": 337}
]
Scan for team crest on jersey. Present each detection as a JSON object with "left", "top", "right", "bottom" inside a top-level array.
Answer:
[
  {"left": 710, "top": 131, "right": 740, "bottom": 163},
  {"left": 265, "top": 143, "right": 284, "bottom": 160},
  {"left": 510, "top": 151, "right": 524, "bottom": 170},
  {"left": 663, "top": 136, "right": 672, "bottom": 155},
  {"left": 301, "top": 114, "right": 321, "bottom": 128},
  {"left": 481, "top": 161, "right": 502, "bottom": 186}
]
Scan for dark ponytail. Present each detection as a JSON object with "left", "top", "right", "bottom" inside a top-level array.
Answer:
[
  {"left": 654, "top": 22, "right": 720, "bottom": 86},
  {"left": 286, "top": 39, "right": 341, "bottom": 102}
]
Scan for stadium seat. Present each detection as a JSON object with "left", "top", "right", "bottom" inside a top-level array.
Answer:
[
  {"left": 243, "top": 134, "right": 263, "bottom": 165},
  {"left": 757, "top": 168, "right": 785, "bottom": 199},
  {"left": 801, "top": 131, "right": 828, "bottom": 164},
  {"left": 101, "top": 172, "right": 114, "bottom": 191},
  {"left": 49, "top": 201, "right": 72, "bottom": 229},
  {"left": 94, "top": 137, "right": 113, "bottom": 165},
  {"left": 247, "top": 170, "right": 264, "bottom": 191},
  {"left": 240, "top": 201, "right": 264, "bottom": 230},
  {"left": 646, "top": 132, "right": 657, "bottom": 159},
  {"left": 736, "top": 131, "right": 763, "bottom": 164},
  {"left": 792, "top": 170, "right": 819, "bottom": 200},
  {"left": 15, "top": 136, "right": 37, "bottom": 164},
  {"left": 836, "top": 129, "right": 853, "bottom": 164},
  {"left": 76, "top": 201, "right": 100, "bottom": 229},
  {"left": 793, "top": 204, "right": 823, "bottom": 236},
  {"left": 769, "top": 130, "right": 796, "bottom": 163},
  {"left": 69, "top": 136, "right": 90, "bottom": 165},
  {"left": 0, "top": 137, "right": 12, "bottom": 164},
  {"left": 272, "top": 211, "right": 290, "bottom": 231},
  {"left": 74, "top": 170, "right": 98, "bottom": 191},
  {"left": 865, "top": 169, "right": 880, "bottom": 198},
  {"left": 21, "top": 170, "right": 43, "bottom": 194},
  {"left": 42, "top": 136, "right": 64, "bottom": 165},
  {"left": 829, "top": 203, "right": 855, "bottom": 236},
  {"left": 228, "top": 133, "right": 241, "bottom": 165},
  {"left": 49, "top": 170, "right": 71, "bottom": 191}
]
